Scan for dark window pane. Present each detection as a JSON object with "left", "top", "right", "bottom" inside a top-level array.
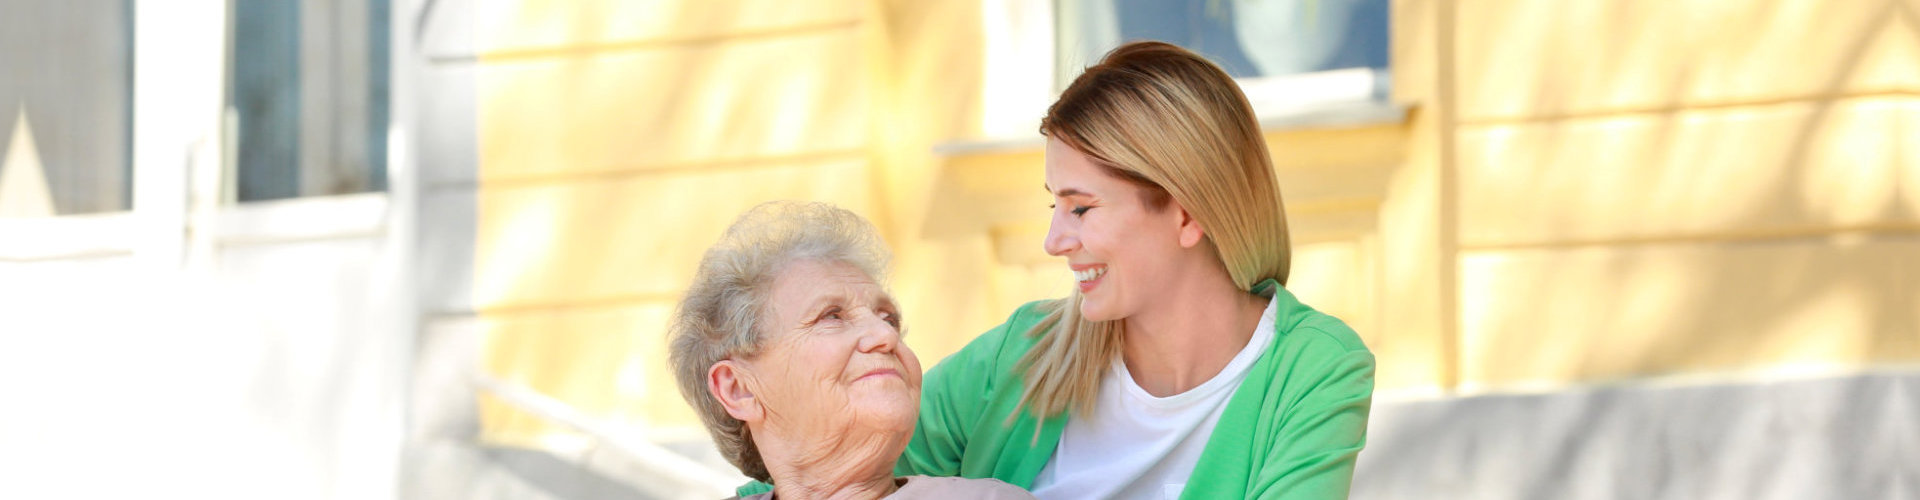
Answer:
[
  {"left": 366, "top": 0, "right": 390, "bottom": 193},
  {"left": 232, "top": 0, "right": 303, "bottom": 202},
  {"left": 231, "top": 0, "right": 389, "bottom": 202}
]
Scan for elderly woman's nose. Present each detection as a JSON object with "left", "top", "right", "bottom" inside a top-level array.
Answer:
[{"left": 854, "top": 316, "right": 901, "bottom": 354}]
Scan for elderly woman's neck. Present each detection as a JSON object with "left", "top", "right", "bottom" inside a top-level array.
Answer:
[{"left": 757, "top": 430, "right": 904, "bottom": 500}]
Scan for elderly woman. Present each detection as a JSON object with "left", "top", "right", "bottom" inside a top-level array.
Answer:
[{"left": 669, "top": 201, "right": 1033, "bottom": 500}]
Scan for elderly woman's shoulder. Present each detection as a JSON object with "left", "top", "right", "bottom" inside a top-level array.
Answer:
[
  {"left": 727, "top": 477, "right": 1034, "bottom": 500},
  {"left": 891, "top": 475, "right": 1037, "bottom": 499}
]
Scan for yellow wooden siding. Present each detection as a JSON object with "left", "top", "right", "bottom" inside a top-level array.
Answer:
[
  {"left": 1459, "top": 239, "right": 1919, "bottom": 388},
  {"left": 477, "top": 30, "right": 868, "bottom": 182},
  {"left": 1901, "top": 99, "right": 1919, "bottom": 221},
  {"left": 474, "top": 0, "right": 861, "bottom": 54},
  {"left": 1457, "top": 98, "right": 1913, "bottom": 248},
  {"left": 1436, "top": 0, "right": 1920, "bottom": 392},
  {"left": 1455, "top": 0, "right": 1916, "bottom": 121},
  {"left": 473, "top": 159, "right": 877, "bottom": 309}
]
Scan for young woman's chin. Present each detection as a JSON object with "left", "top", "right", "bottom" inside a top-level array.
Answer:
[{"left": 1078, "top": 297, "right": 1124, "bottom": 322}]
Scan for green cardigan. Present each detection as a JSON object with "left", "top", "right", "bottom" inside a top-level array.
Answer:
[
  {"left": 895, "top": 281, "right": 1373, "bottom": 499},
  {"left": 738, "top": 281, "right": 1373, "bottom": 498}
]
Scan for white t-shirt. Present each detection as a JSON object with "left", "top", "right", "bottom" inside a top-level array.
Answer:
[{"left": 1029, "top": 295, "right": 1279, "bottom": 500}]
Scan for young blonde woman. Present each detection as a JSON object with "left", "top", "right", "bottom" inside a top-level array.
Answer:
[{"left": 895, "top": 42, "right": 1375, "bottom": 499}]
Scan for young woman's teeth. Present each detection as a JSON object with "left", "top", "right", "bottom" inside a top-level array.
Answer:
[{"left": 1074, "top": 267, "right": 1106, "bottom": 282}]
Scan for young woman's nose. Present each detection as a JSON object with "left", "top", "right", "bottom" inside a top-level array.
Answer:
[{"left": 1043, "top": 213, "right": 1078, "bottom": 256}]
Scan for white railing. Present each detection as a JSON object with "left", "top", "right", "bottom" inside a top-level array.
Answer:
[{"left": 470, "top": 373, "right": 742, "bottom": 497}]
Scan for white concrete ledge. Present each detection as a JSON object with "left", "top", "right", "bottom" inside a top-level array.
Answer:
[{"left": 1356, "top": 371, "right": 1919, "bottom": 499}]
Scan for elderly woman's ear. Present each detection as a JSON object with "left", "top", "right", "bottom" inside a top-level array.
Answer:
[{"left": 707, "top": 360, "right": 763, "bottom": 423}]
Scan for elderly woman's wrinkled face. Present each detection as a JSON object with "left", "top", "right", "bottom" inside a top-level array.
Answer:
[{"left": 743, "top": 258, "right": 922, "bottom": 437}]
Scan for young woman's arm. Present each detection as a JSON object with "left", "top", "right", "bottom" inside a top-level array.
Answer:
[
  {"left": 1251, "top": 343, "right": 1375, "bottom": 499},
  {"left": 1184, "top": 320, "right": 1376, "bottom": 500},
  {"left": 897, "top": 300, "right": 1064, "bottom": 484},
  {"left": 895, "top": 338, "right": 989, "bottom": 477},
  {"left": 896, "top": 304, "right": 1033, "bottom": 477}
]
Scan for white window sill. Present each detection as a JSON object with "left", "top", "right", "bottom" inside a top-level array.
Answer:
[
  {"left": 214, "top": 192, "right": 389, "bottom": 247},
  {"left": 0, "top": 212, "right": 138, "bottom": 261},
  {"left": 0, "top": 192, "right": 391, "bottom": 261}
]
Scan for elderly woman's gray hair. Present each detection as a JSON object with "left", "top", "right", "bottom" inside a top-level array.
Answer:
[{"left": 667, "top": 200, "right": 892, "bottom": 482}]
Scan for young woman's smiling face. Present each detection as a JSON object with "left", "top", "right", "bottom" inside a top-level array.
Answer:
[{"left": 1042, "top": 138, "right": 1190, "bottom": 322}]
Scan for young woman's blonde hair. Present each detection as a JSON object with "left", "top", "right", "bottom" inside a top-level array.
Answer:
[{"left": 1019, "top": 41, "right": 1291, "bottom": 419}]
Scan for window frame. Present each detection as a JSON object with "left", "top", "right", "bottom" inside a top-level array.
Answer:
[{"left": 0, "top": 0, "right": 394, "bottom": 268}]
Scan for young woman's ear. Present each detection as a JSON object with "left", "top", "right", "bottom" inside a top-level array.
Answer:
[
  {"left": 708, "top": 360, "right": 763, "bottom": 423},
  {"left": 1174, "top": 201, "right": 1206, "bottom": 248}
]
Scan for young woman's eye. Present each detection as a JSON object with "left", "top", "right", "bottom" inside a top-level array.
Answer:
[{"left": 1070, "top": 206, "right": 1091, "bottom": 216}]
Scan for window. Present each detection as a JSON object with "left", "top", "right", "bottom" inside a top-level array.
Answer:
[
  {"left": 1055, "top": 0, "right": 1391, "bottom": 121},
  {"left": 0, "top": 1, "right": 133, "bottom": 216},
  {"left": 228, "top": 0, "right": 390, "bottom": 202}
]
